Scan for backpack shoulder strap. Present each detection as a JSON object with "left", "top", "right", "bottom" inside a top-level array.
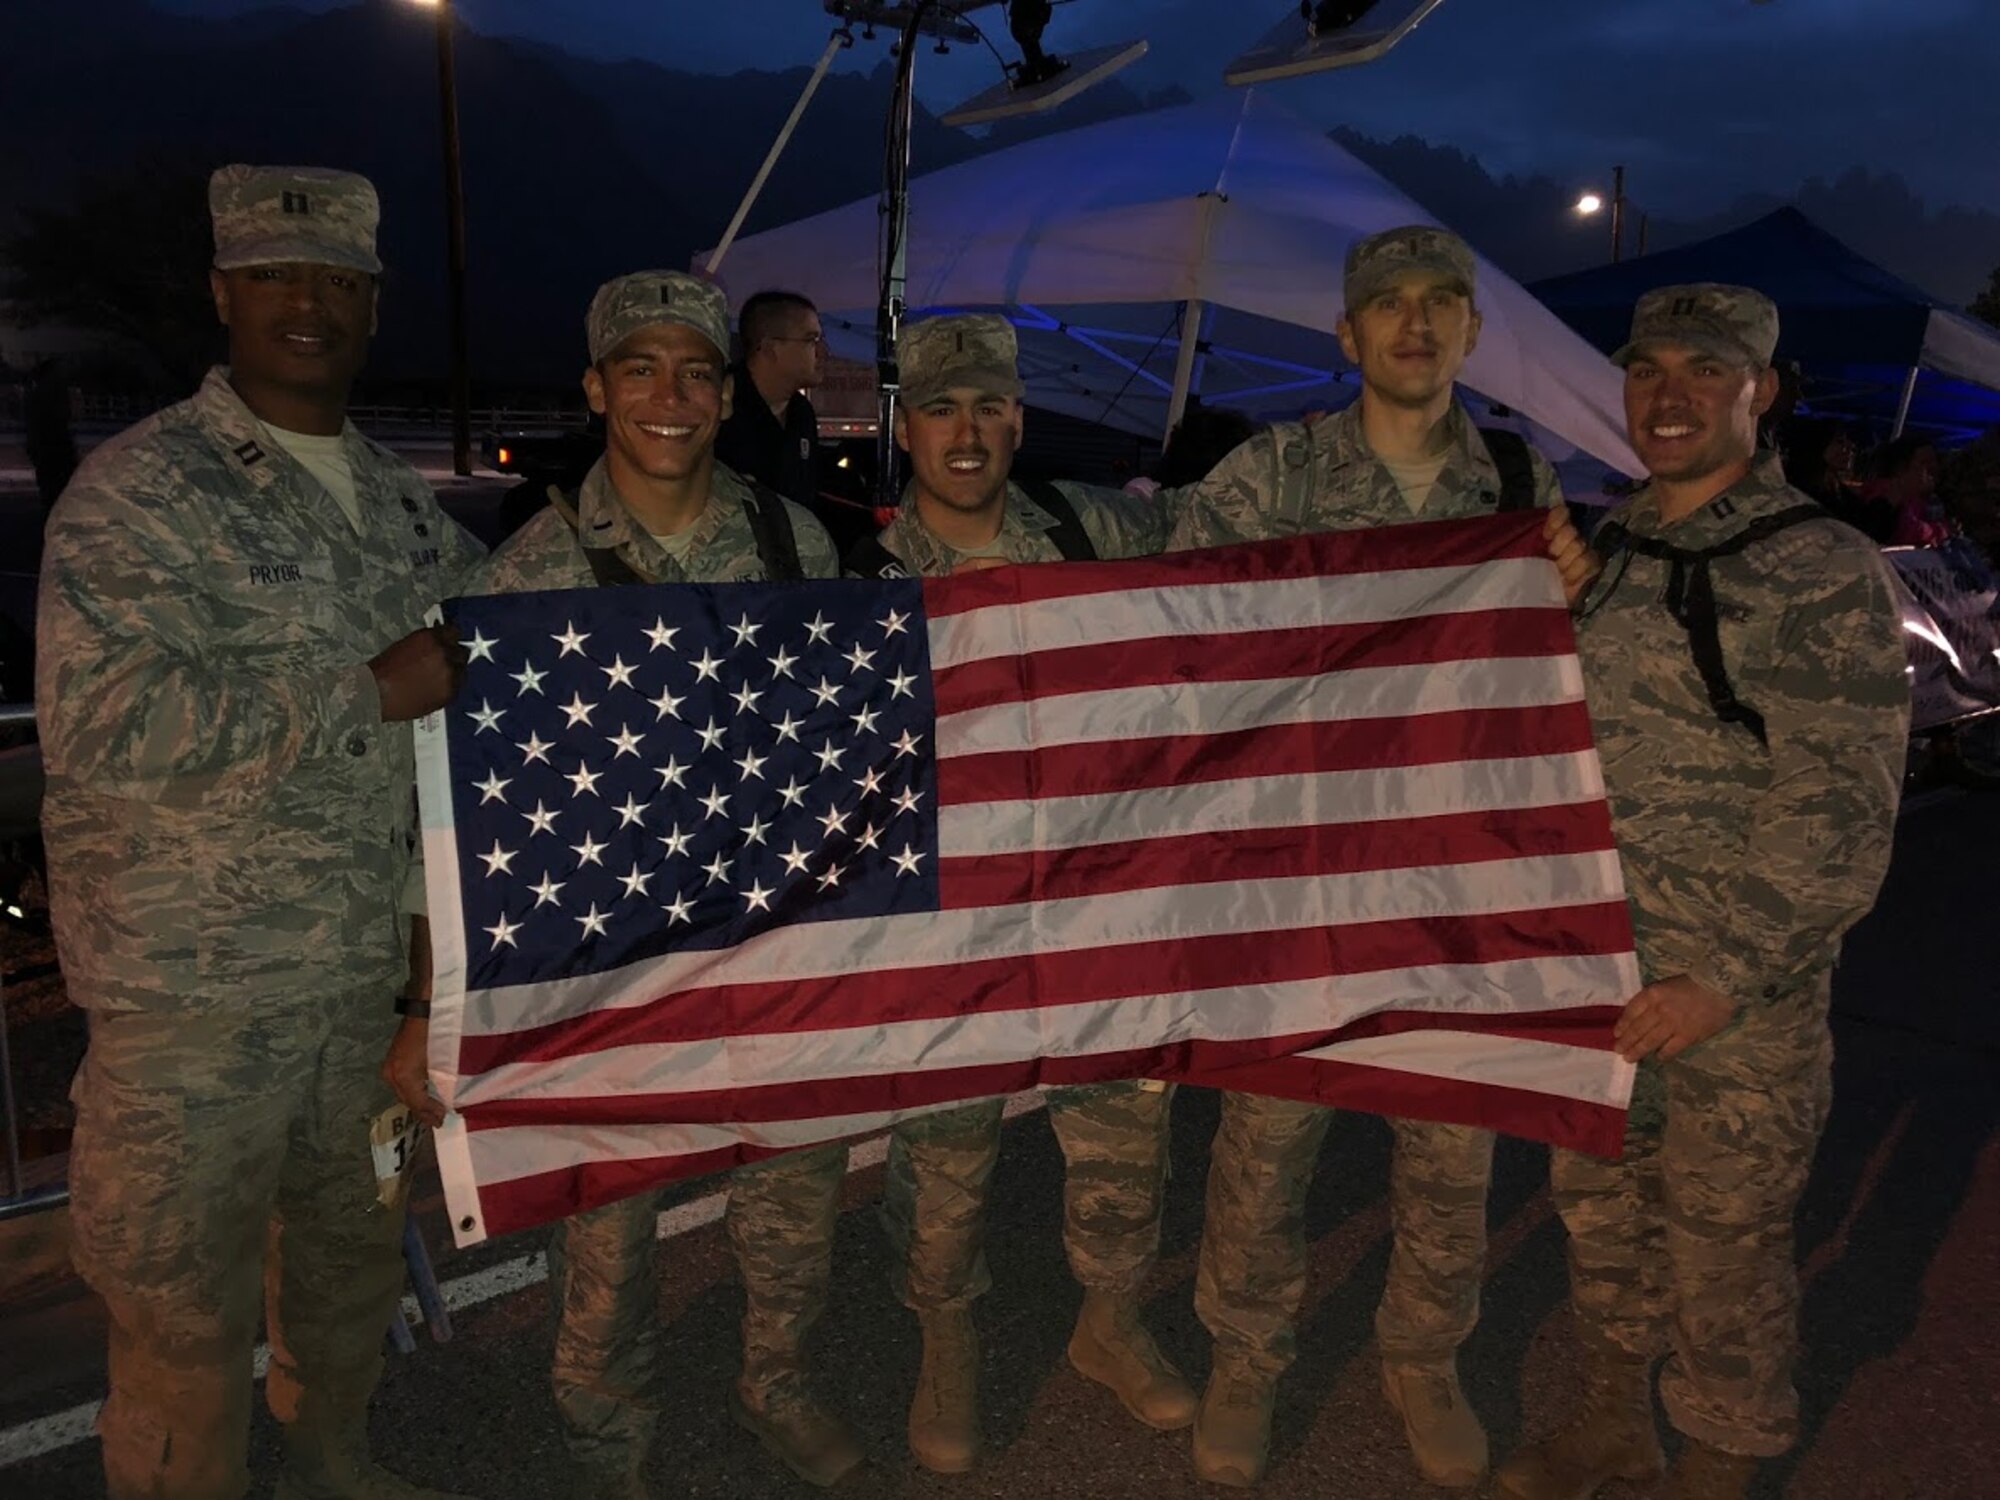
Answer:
[
  {"left": 1697, "top": 503, "right": 1826, "bottom": 558},
  {"left": 741, "top": 481, "right": 804, "bottom": 582},
  {"left": 1017, "top": 477, "right": 1099, "bottom": 561},
  {"left": 843, "top": 533, "right": 914, "bottom": 580},
  {"left": 1476, "top": 427, "right": 1539, "bottom": 513}
]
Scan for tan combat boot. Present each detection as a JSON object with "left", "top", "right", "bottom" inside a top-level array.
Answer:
[
  {"left": 730, "top": 1375, "right": 866, "bottom": 1489},
  {"left": 1381, "top": 1359, "right": 1489, "bottom": 1487},
  {"left": 1191, "top": 1360, "right": 1278, "bottom": 1489},
  {"left": 1068, "top": 1290, "right": 1199, "bottom": 1431},
  {"left": 908, "top": 1306, "right": 983, "bottom": 1474},
  {"left": 1666, "top": 1441, "right": 1759, "bottom": 1500},
  {"left": 1493, "top": 1357, "right": 1665, "bottom": 1500}
]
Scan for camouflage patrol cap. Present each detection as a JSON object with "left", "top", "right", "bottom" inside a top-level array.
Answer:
[
  {"left": 586, "top": 270, "right": 731, "bottom": 364},
  {"left": 209, "top": 165, "right": 381, "bottom": 275},
  {"left": 899, "top": 314, "right": 1024, "bottom": 406},
  {"left": 1343, "top": 225, "right": 1477, "bottom": 313},
  {"left": 1613, "top": 283, "right": 1780, "bottom": 369}
]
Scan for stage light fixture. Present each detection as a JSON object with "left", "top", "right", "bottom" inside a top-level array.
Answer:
[{"left": 1224, "top": 0, "right": 1446, "bottom": 85}]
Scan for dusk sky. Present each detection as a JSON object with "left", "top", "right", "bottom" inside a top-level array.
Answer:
[{"left": 170, "top": 0, "right": 1998, "bottom": 220}]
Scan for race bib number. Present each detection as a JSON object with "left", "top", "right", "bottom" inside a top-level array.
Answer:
[{"left": 371, "top": 1102, "right": 424, "bottom": 1209}]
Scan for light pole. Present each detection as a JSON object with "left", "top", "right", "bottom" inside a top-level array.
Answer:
[
  {"left": 411, "top": 0, "right": 472, "bottom": 477},
  {"left": 1574, "top": 167, "right": 1647, "bottom": 264}
]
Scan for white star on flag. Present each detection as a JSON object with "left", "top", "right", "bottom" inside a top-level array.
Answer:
[
  {"left": 475, "top": 770, "right": 511, "bottom": 806},
  {"left": 510, "top": 661, "right": 547, "bottom": 696},
  {"left": 602, "top": 655, "right": 639, "bottom": 689},
  {"left": 485, "top": 914, "right": 523, "bottom": 949},
  {"left": 552, "top": 622, "right": 590, "bottom": 657},
  {"left": 468, "top": 700, "right": 505, "bottom": 734},
  {"left": 478, "top": 840, "right": 517, "bottom": 877},
  {"left": 730, "top": 614, "right": 762, "bottom": 648},
  {"left": 576, "top": 904, "right": 611, "bottom": 939},
  {"left": 642, "top": 617, "right": 679, "bottom": 652},
  {"left": 560, "top": 694, "right": 597, "bottom": 728},
  {"left": 465, "top": 629, "right": 497, "bottom": 663}
]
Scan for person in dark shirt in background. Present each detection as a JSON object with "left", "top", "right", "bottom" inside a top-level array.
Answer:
[{"left": 717, "top": 289, "right": 831, "bottom": 526}]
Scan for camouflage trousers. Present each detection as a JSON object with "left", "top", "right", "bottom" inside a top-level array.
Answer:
[
  {"left": 881, "top": 1081, "right": 1174, "bottom": 1310},
  {"left": 1550, "top": 995, "right": 1833, "bottom": 1457},
  {"left": 1195, "top": 1090, "right": 1333, "bottom": 1376},
  {"left": 1194, "top": 1097, "right": 1495, "bottom": 1374},
  {"left": 1378, "top": 1118, "right": 1495, "bottom": 1367},
  {"left": 546, "top": 1140, "right": 849, "bottom": 1477},
  {"left": 66, "top": 986, "right": 409, "bottom": 1500}
]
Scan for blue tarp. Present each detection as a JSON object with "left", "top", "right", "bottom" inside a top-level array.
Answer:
[{"left": 1531, "top": 209, "right": 2000, "bottom": 441}]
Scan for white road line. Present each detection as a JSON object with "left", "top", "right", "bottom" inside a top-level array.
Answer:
[{"left": 0, "top": 1094, "right": 1049, "bottom": 1469}]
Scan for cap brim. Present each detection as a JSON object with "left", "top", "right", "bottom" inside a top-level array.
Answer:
[
  {"left": 1611, "top": 332, "right": 1763, "bottom": 369},
  {"left": 214, "top": 234, "right": 381, "bottom": 275},
  {"left": 901, "top": 368, "right": 1025, "bottom": 407}
]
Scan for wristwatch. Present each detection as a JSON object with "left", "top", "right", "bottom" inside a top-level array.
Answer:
[{"left": 394, "top": 994, "right": 433, "bottom": 1020}]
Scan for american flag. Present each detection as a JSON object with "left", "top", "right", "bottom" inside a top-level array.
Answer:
[{"left": 418, "top": 512, "right": 1640, "bottom": 1246}]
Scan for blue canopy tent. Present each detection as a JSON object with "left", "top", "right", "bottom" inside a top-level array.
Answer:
[{"left": 1531, "top": 208, "right": 2000, "bottom": 443}]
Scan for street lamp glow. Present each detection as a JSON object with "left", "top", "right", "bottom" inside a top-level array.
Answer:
[{"left": 1574, "top": 192, "right": 1604, "bottom": 216}]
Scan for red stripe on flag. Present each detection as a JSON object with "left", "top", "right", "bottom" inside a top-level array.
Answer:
[
  {"left": 920, "top": 512, "right": 1551, "bottom": 620},
  {"left": 454, "top": 901, "right": 1635, "bottom": 1073},
  {"left": 463, "top": 1014, "right": 1622, "bottom": 1133},
  {"left": 936, "top": 701, "right": 1598, "bottom": 807},
  {"left": 936, "top": 800, "right": 1617, "bottom": 909},
  {"left": 930, "top": 607, "right": 1574, "bottom": 718},
  {"left": 470, "top": 1056, "right": 1627, "bottom": 1241}
]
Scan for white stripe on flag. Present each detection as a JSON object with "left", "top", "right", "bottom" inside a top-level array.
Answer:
[
  {"left": 1301, "top": 1029, "right": 1638, "bottom": 1108},
  {"left": 935, "top": 655, "right": 1584, "bottom": 758},
  {"left": 926, "top": 558, "right": 1561, "bottom": 669}
]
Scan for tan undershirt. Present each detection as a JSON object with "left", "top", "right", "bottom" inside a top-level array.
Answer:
[{"left": 1380, "top": 451, "right": 1450, "bottom": 516}]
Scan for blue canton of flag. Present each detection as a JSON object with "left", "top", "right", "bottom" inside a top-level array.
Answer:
[{"left": 442, "top": 577, "right": 939, "bottom": 990}]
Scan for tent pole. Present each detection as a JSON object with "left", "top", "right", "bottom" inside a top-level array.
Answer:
[
  {"left": 1890, "top": 364, "right": 1920, "bottom": 439},
  {"left": 708, "top": 29, "right": 851, "bottom": 276},
  {"left": 1165, "top": 299, "right": 1207, "bottom": 440}
]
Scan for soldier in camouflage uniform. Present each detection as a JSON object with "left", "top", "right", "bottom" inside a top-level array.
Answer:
[
  {"left": 1496, "top": 287, "right": 1908, "bottom": 1500},
  {"left": 1165, "top": 227, "right": 1597, "bottom": 1490},
  {"left": 36, "top": 167, "right": 484, "bottom": 1500},
  {"left": 380, "top": 271, "right": 857, "bottom": 1497},
  {"left": 859, "top": 314, "right": 1198, "bottom": 1473}
]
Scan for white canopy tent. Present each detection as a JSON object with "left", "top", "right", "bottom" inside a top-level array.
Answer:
[{"left": 702, "top": 89, "right": 1642, "bottom": 478}]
